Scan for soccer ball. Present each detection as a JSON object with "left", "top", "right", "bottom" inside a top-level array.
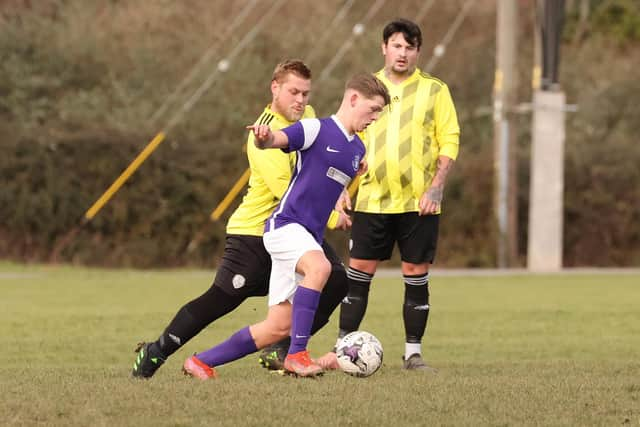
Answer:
[{"left": 335, "top": 331, "right": 383, "bottom": 377}]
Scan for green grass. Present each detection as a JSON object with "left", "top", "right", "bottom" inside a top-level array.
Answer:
[{"left": 1, "top": 263, "right": 639, "bottom": 426}]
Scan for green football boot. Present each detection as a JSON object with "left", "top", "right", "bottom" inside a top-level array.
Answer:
[
  {"left": 132, "top": 342, "right": 166, "bottom": 378},
  {"left": 258, "top": 344, "right": 288, "bottom": 371}
]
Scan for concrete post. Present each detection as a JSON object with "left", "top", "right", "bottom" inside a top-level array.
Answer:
[{"left": 527, "top": 90, "right": 565, "bottom": 271}]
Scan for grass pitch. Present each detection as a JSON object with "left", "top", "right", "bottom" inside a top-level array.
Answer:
[{"left": 1, "top": 263, "right": 638, "bottom": 426}]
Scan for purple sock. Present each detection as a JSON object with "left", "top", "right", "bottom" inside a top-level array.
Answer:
[
  {"left": 288, "top": 286, "right": 321, "bottom": 355},
  {"left": 196, "top": 326, "right": 257, "bottom": 367}
]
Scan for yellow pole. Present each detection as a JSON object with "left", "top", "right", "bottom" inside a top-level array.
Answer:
[
  {"left": 210, "top": 168, "right": 251, "bottom": 221},
  {"left": 347, "top": 175, "right": 360, "bottom": 198},
  {"left": 84, "top": 132, "right": 166, "bottom": 221}
]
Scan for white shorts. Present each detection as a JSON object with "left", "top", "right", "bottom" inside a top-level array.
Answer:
[{"left": 263, "top": 223, "right": 322, "bottom": 306}]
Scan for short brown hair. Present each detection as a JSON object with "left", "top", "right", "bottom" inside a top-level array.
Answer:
[
  {"left": 272, "top": 59, "right": 312, "bottom": 83},
  {"left": 383, "top": 19, "right": 422, "bottom": 49},
  {"left": 345, "top": 73, "right": 390, "bottom": 106}
]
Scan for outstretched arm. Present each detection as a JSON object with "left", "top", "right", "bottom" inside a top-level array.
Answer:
[
  {"left": 246, "top": 124, "right": 289, "bottom": 149},
  {"left": 419, "top": 155, "right": 455, "bottom": 215}
]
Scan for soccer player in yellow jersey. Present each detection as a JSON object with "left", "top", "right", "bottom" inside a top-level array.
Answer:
[
  {"left": 320, "top": 19, "right": 461, "bottom": 371},
  {"left": 131, "top": 60, "right": 351, "bottom": 378}
]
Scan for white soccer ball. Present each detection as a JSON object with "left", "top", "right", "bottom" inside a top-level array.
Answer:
[{"left": 336, "top": 331, "right": 383, "bottom": 377}]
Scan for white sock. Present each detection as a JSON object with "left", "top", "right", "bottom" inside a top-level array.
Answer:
[{"left": 405, "top": 343, "right": 422, "bottom": 359}]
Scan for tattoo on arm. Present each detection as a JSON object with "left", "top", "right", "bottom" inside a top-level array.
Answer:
[
  {"left": 427, "top": 156, "right": 455, "bottom": 202},
  {"left": 427, "top": 186, "right": 443, "bottom": 203},
  {"left": 434, "top": 157, "right": 454, "bottom": 182}
]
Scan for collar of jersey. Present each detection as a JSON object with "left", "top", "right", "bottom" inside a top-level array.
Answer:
[
  {"left": 264, "top": 105, "right": 292, "bottom": 125},
  {"left": 331, "top": 115, "right": 355, "bottom": 141},
  {"left": 264, "top": 104, "right": 316, "bottom": 125},
  {"left": 377, "top": 67, "right": 421, "bottom": 89}
]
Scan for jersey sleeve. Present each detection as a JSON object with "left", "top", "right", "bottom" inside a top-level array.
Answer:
[
  {"left": 434, "top": 83, "right": 461, "bottom": 160},
  {"left": 247, "top": 131, "right": 293, "bottom": 200},
  {"left": 281, "top": 118, "right": 321, "bottom": 152}
]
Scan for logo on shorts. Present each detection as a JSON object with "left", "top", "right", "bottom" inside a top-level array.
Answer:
[
  {"left": 232, "top": 274, "right": 246, "bottom": 289},
  {"left": 349, "top": 239, "right": 353, "bottom": 251}
]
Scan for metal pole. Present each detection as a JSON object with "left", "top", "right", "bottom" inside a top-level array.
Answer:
[{"left": 493, "top": 0, "right": 518, "bottom": 267}]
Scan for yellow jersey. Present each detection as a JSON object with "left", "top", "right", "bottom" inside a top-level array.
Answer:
[
  {"left": 226, "top": 104, "right": 316, "bottom": 236},
  {"left": 355, "top": 68, "right": 460, "bottom": 214}
]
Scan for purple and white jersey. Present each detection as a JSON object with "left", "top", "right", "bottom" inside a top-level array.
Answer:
[{"left": 265, "top": 116, "right": 366, "bottom": 244}]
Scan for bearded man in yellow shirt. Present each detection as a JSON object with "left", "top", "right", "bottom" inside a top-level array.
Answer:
[{"left": 321, "top": 18, "right": 461, "bottom": 371}]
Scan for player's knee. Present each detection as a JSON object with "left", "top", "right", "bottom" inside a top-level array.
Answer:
[
  {"left": 306, "top": 258, "right": 332, "bottom": 286},
  {"left": 402, "top": 263, "right": 430, "bottom": 276},
  {"left": 318, "top": 258, "right": 332, "bottom": 280}
]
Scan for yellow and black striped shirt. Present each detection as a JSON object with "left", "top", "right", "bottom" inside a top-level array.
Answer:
[
  {"left": 226, "top": 104, "right": 316, "bottom": 236},
  {"left": 355, "top": 68, "right": 460, "bottom": 214}
]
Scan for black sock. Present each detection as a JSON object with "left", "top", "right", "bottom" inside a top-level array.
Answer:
[
  {"left": 157, "top": 306, "right": 197, "bottom": 356},
  {"left": 156, "top": 285, "right": 245, "bottom": 357},
  {"left": 403, "top": 273, "right": 430, "bottom": 343},
  {"left": 338, "top": 267, "right": 373, "bottom": 338}
]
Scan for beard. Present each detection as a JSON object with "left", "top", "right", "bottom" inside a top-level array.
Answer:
[
  {"left": 392, "top": 62, "right": 415, "bottom": 74},
  {"left": 285, "top": 107, "right": 304, "bottom": 122}
]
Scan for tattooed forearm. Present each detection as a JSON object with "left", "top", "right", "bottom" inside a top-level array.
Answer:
[
  {"left": 426, "top": 156, "right": 455, "bottom": 202},
  {"left": 433, "top": 156, "right": 454, "bottom": 185},
  {"left": 426, "top": 186, "right": 444, "bottom": 203}
]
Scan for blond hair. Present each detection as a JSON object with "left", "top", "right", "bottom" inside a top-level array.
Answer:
[{"left": 272, "top": 59, "right": 312, "bottom": 83}]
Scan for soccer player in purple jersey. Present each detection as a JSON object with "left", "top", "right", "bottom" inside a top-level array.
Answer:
[
  {"left": 182, "top": 73, "right": 390, "bottom": 379},
  {"left": 131, "top": 60, "right": 354, "bottom": 379}
]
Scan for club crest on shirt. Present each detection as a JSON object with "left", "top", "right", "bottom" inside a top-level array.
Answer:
[{"left": 352, "top": 155, "right": 360, "bottom": 172}]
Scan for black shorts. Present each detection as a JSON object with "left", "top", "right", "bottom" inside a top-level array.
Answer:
[
  {"left": 349, "top": 212, "right": 440, "bottom": 264},
  {"left": 213, "top": 234, "right": 344, "bottom": 297}
]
